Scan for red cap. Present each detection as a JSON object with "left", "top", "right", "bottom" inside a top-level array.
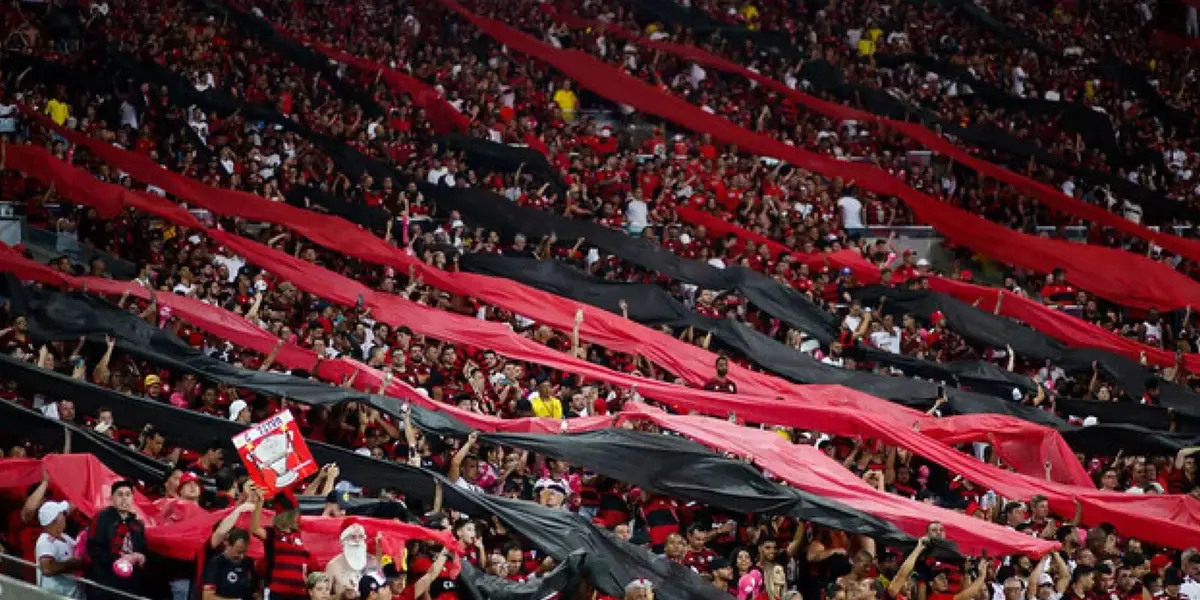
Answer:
[
  {"left": 179, "top": 472, "right": 201, "bottom": 487},
  {"left": 1151, "top": 554, "right": 1172, "bottom": 571},
  {"left": 959, "top": 270, "right": 973, "bottom": 281},
  {"left": 931, "top": 311, "right": 946, "bottom": 324}
]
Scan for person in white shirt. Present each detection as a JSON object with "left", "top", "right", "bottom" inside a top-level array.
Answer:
[
  {"left": 427, "top": 161, "right": 451, "bottom": 186},
  {"left": 1012, "top": 65, "right": 1028, "bottom": 97},
  {"left": 625, "top": 194, "right": 648, "bottom": 235},
  {"left": 36, "top": 500, "right": 83, "bottom": 599},
  {"left": 838, "top": 190, "right": 867, "bottom": 238}
]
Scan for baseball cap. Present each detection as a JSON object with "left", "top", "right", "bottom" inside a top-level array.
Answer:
[
  {"left": 358, "top": 572, "right": 385, "bottom": 598},
  {"left": 534, "top": 478, "right": 568, "bottom": 496},
  {"left": 38, "top": 500, "right": 71, "bottom": 527},
  {"left": 1151, "top": 554, "right": 1173, "bottom": 571},
  {"left": 228, "top": 399, "right": 248, "bottom": 421},
  {"left": 179, "top": 472, "right": 201, "bottom": 487},
  {"left": 144, "top": 374, "right": 162, "bottom": 387},
  {"left": 326, "top": 490, "right": 354, "bottom": 510},
  {"left": 710, "top": 557, "right": 731, "bottom": 571}
]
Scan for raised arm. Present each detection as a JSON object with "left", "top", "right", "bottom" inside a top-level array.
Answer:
[
  {"left": 888, "top": 537, "right": 928, "bottom": 599},
  {"left": 447, "top": 431, "right": 478, "bottom": 484}
]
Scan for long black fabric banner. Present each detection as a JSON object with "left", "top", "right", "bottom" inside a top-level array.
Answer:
[
  {"left": 426, "top": 185, "right": 842, "bottom": 340},
  {"left": 435, "top": 134, "right": 568, "bottom": 196},
  {"left": 0, "top": 396, "right": 168, "bottom": 485},
  {"left": 458, "top": 254, "right": 1048, "bottom": 414},
  {"left": 851, "top": 286, "right": 1200, "bottom": 431}
]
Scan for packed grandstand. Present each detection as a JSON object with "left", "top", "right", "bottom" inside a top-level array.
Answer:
[{"left": 1, "top": 0, "right": 1200, "bottom": 598}]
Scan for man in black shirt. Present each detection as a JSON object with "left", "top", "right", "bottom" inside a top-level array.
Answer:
[{"left": 203, "top": 528, "right": 255, "bottom": 600}]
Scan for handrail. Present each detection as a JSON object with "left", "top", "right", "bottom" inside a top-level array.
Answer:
[{"left": 0, "top": 551, "right": 152, "bottom": 600}]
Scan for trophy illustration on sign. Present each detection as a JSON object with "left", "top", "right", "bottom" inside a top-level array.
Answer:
[{"left": 232, "top": 410, "right": 317, "bottom": 493}]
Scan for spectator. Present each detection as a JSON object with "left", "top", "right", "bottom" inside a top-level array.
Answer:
[
  {"left": 85, "top": 480, "right": 148, "bottom": 600},
  {"left": 201, "top": 528, "right": 255, "bottom": 600},
  {"left": 250, "top": 489, "right": 311, "bottom": 600},
  {"left": 35, "top": 499, "right": 82, "bottom": 599}
]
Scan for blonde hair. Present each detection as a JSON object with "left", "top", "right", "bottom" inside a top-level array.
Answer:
[{"left": 765, "top": 565, "right": 788, "bottom": 600}]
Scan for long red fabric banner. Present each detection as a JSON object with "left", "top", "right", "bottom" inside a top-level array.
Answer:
[
  {"left": 618, "top": 404, "right": 1063, "bottom": 557},
  {"left": 551, "top": 11, "right": 1200, "bottom": 267},
  {"left": 0, "top": 455, "right": 460, "bottom": 563},
  {"left": 5, "top": 120, "right": 1092, "bottom": 488},
  {"left": 678, "top": 206, "right": 1200, "bottom": 372},
  {"left": 438, "top": 0, "right": 1200, "bottom": 311},
  {"left": 619, "top": 404, "right": 1200, "bottom": 553},
  {"left": 6, "top": 239, "right": 1199, "bottom": 551}
]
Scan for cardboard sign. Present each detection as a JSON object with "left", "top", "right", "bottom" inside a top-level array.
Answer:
[{"left": 232, "top": 410, "right": 317, "bottom": 494}]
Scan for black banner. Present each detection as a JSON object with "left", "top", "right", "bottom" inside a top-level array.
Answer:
[{"left": 852, "top": 286, "right": 1200, "bottom": 430}]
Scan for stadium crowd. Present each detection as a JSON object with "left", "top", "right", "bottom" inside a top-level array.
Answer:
[{"left": 1, "top": 0, "right": 1200, "bottom": 598}]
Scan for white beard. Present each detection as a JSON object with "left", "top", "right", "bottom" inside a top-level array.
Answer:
[{"left": 344, "top": 543, "right": 368, "bottom": 572}]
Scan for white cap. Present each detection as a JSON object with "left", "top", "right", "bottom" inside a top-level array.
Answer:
[
  {"left": 94, "top": 422, "right": 112, "bottom": 434},
  {"left": 1011, "top": 388, "right": 1023, "bottom": 401},
  {"left": 38, "top": 500, "right": 71, "bottom": 527},
  {"left": 916, "top": 258, "right": 930, "bottom": 267},
  {"left": 228, "top": 399, "right": 248, "bottom": 422},
  {"left": 679, "top": 233, "right": 692, "bottom": 245},
  {"left": 1082, "top": 416, "right": 1099, "bottom": 427},
  {"left": 335, "top": 480, "right": 363, "bottom": 494}
]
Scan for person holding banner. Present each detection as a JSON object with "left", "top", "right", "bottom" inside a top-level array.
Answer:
[{"left": 251, "top": 488, "right": 313, "bottom": 600}]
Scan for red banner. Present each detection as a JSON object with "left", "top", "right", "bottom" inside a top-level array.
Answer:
[
  {"left": 0, "top": 455, "right": 460, "bottom": 563},
  {"left": 619, "top": 404, "right": 1200, "bottom": 554}
]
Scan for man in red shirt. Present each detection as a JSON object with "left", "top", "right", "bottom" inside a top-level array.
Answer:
[
  {"left": 702, "top": 356, "right": 737, "bottom": 394},
  {"left": 682, "top": 524, "right": 719, "bottom": 574}
]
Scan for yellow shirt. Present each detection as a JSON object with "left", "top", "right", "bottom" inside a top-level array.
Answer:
[
  {"left": 531, "top": 394, "right": 564, "bottom": 419},
  {"left": 45, "top": 99, "right": 70, "bottom": 126},
  {"left": 857, "top": 38, "right": 876, "bottom": 57},
  {"left": 553, "top": 88, "right": 578, "bottom": 121}
]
